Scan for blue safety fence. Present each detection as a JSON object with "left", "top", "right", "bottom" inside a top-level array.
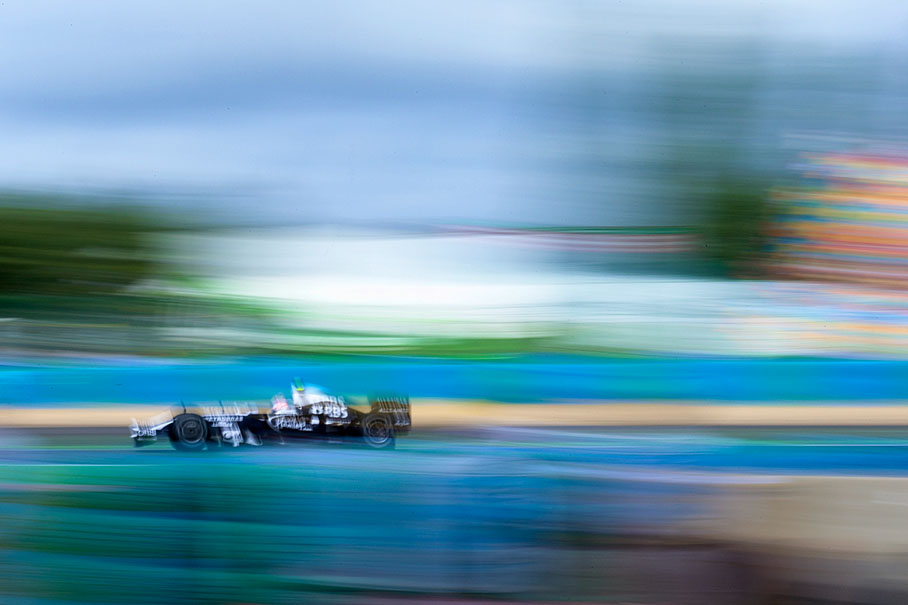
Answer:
[{"left": 1, "top": 355, "right": 906, "bottom": 405}]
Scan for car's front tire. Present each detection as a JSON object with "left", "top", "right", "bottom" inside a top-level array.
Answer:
[{"left": 169, "top": 413, "right": 208, "bottom": 451}]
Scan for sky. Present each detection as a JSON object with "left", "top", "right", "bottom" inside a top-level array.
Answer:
[{"left": 1, "top": 1, "right": 907, "bottom": 226}]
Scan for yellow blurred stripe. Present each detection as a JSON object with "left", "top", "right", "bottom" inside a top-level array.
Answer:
[{"left": 4, "top": 401, "right": 908, "bottom": 428}]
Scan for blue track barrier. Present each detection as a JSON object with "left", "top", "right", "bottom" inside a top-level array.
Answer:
[{"left": 1, "top": 355, "right": 906, "bottom": 405}]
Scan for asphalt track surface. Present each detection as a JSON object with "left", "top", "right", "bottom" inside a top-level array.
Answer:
[
  {"left": 4, "top": 425, "right": 908, "bottom": 476},
  {"left": 3, "top": 426, "right": 908, "bottom": 603}
]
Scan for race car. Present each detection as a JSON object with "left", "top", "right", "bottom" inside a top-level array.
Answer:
[{"left": 130, "top": 379, "right": 410, "bottom": 450}]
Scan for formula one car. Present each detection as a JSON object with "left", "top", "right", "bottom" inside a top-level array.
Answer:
[{"left": 130, "top": 379, "right": 410, "bottom": 450}]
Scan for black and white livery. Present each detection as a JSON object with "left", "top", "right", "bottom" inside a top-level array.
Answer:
[{"left": 130, "top": 379, "right": 410, "bottom": 450}]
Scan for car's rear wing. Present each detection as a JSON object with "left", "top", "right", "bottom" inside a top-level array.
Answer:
[{"left": 369, "top": 396, "right": 411, "bottom": 431}]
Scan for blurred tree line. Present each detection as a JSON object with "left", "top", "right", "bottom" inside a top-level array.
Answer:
[
  {"left": 0, "top": 193, "right": 306, "bottom": 355},
  {"left": 699, "top": 176, "right": 771, "bottom": 278},
  {"left": 0, "top": 200, "right": 158, "bottom": 301},
  {"left": 649, "top": 39, "right": 775, "bottom": 278},
  {"left": 0, "top": 194, "right": 181, "bottom": 324},
  {"left": 648, "top": 41, "right": 893, "bottom": 278}
]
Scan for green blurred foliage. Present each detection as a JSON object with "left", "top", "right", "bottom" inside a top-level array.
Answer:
[
  {"left": 0, "top": 194, "right": 311, "bottom": 354},
  {"left": 646, "top": 40, "right": 776, "bottom": 278},
  {"left": 0, "top": 196, "right": 158, "bottom": 298},
  {"left": 700, "top": 177, "right": 771, "bottom": 278}
]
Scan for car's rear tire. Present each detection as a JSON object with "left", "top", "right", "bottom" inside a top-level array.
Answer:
[
  {"left": 170, "top": 413, "right": 208, "bottom": 451},
  {"left": 361, "top": 413, "right": 395, "bottom": 449}
]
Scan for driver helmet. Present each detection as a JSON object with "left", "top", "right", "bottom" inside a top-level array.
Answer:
[{"left": 292, "top": 377, "right": 306, "bottom": 406}]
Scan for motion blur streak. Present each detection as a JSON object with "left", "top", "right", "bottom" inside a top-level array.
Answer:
[
  {"left": 771, "top": 144, "right": 908, "bottom": 288},
  {"left": 6, "top": 428, "right": 908, "bottom": 604},
  {"left": 3, "top": 1, "right": 908, "bottom": 603},
  {"left": 2, "top": 427, "right": 908, "bottom": 605}
]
